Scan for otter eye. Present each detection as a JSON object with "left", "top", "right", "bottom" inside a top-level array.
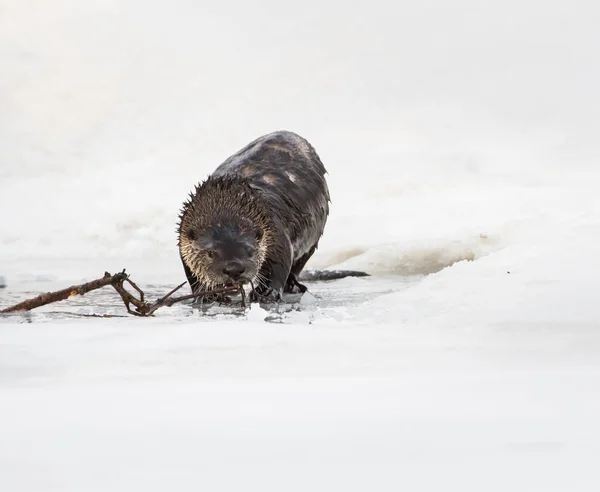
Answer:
[
  {"left": 186, "top": 228, "right": 197, "bottom": 241},
  {"left": 207, "top": 250, "right": 214, "bottom": 258}
]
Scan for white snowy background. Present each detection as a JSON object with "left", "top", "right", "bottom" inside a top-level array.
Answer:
[{"left": 1, "top": 1, "right": 600, "bottom": 491}]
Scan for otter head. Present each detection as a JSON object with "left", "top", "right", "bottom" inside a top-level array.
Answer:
[{"left": 180, "top": 218, "right": 265, "bottom": 288}]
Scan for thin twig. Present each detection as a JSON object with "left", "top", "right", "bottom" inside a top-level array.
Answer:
[
  {"left": 111, "top": 276, "right": 148, "bottom": 316},
  {"left": 143, "top": 282, "right": 187, "bottom": 316},
  {"left": 161, "top": 286, "right": 242, "bottom": 307}
]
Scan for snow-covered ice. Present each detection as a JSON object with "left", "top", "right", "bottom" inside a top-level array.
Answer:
[{"left": 1, "top": 1, "right": 600, "bottom": 490}]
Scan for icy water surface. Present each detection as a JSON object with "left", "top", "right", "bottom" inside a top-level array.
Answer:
[{"left": 0, "top": 275, "right": 420, "bottom": 324}]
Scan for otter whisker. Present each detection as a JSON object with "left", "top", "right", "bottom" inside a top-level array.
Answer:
[
  {"left": 254, "top": 272, "right": 268, "bottom": 292},
  {"left": 239, "top": 285, "right": 247, "bottom": 308}
]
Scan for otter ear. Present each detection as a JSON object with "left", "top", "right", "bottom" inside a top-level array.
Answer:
[
  {"left": 255, "top": 228, "right": 263, "bottom": 241},
  {"left": 186, "top": 228, "right": 198, "bottom": 241}
]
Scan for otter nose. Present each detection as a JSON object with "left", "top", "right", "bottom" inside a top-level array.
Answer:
[{"left": 223, "top": 262, "right": 245, "bottom": 280}]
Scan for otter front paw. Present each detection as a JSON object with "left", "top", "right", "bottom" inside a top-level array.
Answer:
[
  {"left": 249, "top": 286, "right": 282, "bottom": 303},
  {"left": 284, "top": 274, "right": 308, "bottom": 294}
]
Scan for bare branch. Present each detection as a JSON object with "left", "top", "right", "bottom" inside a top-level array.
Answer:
[
  {"left": 1, "top": 270, "right": 249, "bottom": 318},
  {"left": 0, "top": 271, "right": 128, "bottom": 314}
]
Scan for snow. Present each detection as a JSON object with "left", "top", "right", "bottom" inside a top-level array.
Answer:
[
  {"left": 2, "top": 0, "right": 600, "bottom": 490},
  {"left": 2, "top": 320, "right": 600, "bottom": 491}
]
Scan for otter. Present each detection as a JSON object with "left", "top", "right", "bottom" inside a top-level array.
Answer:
[{"left": 177, "top": 130, "right": 330, "bottom": 303}]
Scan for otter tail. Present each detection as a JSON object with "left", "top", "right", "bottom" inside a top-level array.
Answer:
[{"left": 298, "top": 269, "right": 370, "bottom": 282}]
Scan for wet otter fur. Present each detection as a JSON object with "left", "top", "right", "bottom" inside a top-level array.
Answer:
[{"left": 177, "top": 130, "right": 330, "bottom": 302}]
